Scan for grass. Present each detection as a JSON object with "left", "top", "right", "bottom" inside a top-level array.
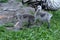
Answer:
[
  {"left": 0, "top": 0, "right": 8, "bottom": 3},
  {"left": 0, "top": 10, "right": 60, "bottom": 40}
]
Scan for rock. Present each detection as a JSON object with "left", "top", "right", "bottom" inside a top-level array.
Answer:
[
  {"left": 1, "top": 2, "right": 23, "bottom": 11},
  {"left": 0, "top": 0, "right": 35, "bottom": 28},
  {"left": 17, "top": 7, "right": 35, "bottom": 14},
  {"left": 0, "top": 16, "right": 8, "bottom": 25},
  {"left": 0, "top": 7, "right": 35, "bottom": 25},
  {"left": 0, "top": 11, "right": 17, "bottom": 25},
  {"left": 0, "top": 0, "right": 23, "bottom": 11}
]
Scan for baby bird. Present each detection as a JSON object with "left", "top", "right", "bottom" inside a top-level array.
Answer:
[
  {"left": 34, "top": 5, "right": 53, "bottom": 28},
  {"left": 14, "top": 13, "right": 35, "bottom": 30}
]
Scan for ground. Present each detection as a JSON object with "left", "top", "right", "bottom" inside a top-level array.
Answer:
[{"left": 0, "top": 10, "right": 60, "bottom": 40}]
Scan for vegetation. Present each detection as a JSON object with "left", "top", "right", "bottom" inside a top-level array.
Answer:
[
  {"left": 0, "top": 0, "right": 8, "bottom": 3},
  {"left": 0, "top": 10, "right": 60, "bottom": 40},
  {"left": 3, "top": 22, "right": 14, "bottom": 27}
]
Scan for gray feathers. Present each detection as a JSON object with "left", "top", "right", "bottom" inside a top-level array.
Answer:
[{"left": 35, "top": 5, "right": 53, "bottom": 28}]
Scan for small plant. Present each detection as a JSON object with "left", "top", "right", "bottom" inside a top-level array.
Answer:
[
  {"left": 3, "top": 22, "right": 14, "bottom": 27},
  {"left": 0, "top": 0, "right": 8, "bottom": 3},
  {"left": 0, "top": 26, "right": 6, "bottom": 32}
]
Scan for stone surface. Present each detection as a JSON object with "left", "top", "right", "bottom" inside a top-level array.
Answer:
[
  {"left": 17, "top": 7, "right": 35, "bottom": 14},
  {"left": 0, "top": 0, "right": 35, "bottom": 26},
  {"left": 0, "top": 11, "right": 16, "bottom": 25}
]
